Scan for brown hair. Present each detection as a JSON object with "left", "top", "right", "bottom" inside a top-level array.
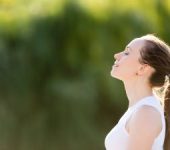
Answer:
[{"left": 138, "top": 34, "right": 170, "bottom": 150}]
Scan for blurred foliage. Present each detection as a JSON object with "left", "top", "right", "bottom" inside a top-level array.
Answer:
[{"left": 0, "top": 0, "right": 169, "bottom": 149}]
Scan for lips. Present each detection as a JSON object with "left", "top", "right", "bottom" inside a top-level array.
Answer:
[
  {"left": 112, "top": 64, "right": 118, "bottom": 68},
  {"left": 113, "top": 63, "right": 119, "bottom": 67}
]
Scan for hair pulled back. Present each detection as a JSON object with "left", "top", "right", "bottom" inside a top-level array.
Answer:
[{"left": 138, "top": 34, "right": 170, "bottom": 150}]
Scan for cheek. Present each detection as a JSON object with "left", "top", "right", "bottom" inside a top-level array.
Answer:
[
  {"left": 111, "top": 60, "right": 139, "bottom": 80},
  {"left": 123, "top": 60, "right": 139, "bottom": 74}
]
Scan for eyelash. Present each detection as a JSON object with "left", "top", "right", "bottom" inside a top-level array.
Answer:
[{"left": 124, "top": 51, "right": 129, "bottom": 55}]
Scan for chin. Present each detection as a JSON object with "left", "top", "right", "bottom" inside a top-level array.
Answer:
[
  {"left": 110, "top": 69, "right": 125, "bottom": 81},
  {"left": 111, "top": 70, "right": 120, "bottom": 79}
]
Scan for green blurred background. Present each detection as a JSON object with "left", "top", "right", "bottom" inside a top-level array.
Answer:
[{"left": 0, "top": 0, "right": 169, "bottom": 149}]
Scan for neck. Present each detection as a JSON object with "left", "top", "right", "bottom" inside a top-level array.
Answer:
[{"left": 123, "top": 79, "right": 153, "bottom": 108}]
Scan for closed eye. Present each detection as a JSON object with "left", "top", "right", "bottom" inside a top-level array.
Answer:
[{"left": 124, "top": 51, "right": 129, "bottom": 55}]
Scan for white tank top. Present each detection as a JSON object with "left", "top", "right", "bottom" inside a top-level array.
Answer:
[{"left": 105, "top": 95, "right": 166, "bottom": 150}]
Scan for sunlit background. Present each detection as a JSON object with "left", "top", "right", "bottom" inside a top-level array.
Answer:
[{"left": 0, "top": 0, "right": 169, "bottom": 149}]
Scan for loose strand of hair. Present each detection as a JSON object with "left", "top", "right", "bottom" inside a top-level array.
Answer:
[{"left": 163, "top": 78, "right": 170, "bottom": 150}]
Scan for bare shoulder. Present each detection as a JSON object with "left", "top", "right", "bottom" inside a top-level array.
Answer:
[
  {"left": 126, "top": 105, "right": 162, "bottom": 149},
  {"left": 129, "top": 105, "right": 162, "bottom": 139}
]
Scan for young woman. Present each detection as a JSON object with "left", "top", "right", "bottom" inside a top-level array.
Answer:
[{"left": 105, "top": 34, "right": 170, "bottom": 150}]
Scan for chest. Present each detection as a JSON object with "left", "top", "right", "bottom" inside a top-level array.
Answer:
[{"left": 105, "top": 111, "right": 130, "bottom": 150}]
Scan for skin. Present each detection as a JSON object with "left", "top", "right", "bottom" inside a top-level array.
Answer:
[{"left": 111, "top": 38, "right": 162, "bottom": 150}]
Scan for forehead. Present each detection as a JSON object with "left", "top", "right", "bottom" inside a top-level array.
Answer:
[{"left": 126, "top": 38, "right": 145, "bottom": 53}]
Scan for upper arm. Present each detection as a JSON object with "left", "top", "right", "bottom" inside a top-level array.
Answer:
[{"left": 127, "top": 105, "right": 162, "bottom": 150}]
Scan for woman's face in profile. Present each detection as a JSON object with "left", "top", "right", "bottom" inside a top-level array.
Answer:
[{"left": 110, "top": 38, "right": 145, "bottom": 81}]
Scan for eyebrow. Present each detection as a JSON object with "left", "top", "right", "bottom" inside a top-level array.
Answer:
[{"left": 125, "top": 46, "right": 132, "bottom": 51}]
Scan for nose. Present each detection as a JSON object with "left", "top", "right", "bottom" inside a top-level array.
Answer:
[{"left": 114, "top": 52, "right": 122, "bottom": 60}]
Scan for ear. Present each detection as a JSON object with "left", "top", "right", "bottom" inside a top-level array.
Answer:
[{"left": 136, "top": 64, "right": 150, "bottom": 76}]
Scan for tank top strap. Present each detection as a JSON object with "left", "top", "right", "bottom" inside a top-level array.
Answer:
[
  {"left": 128, "top": 95, "right": 161, "bottom": 111},
  {"left": 119, "top": 95, "right": 161, "bottom": 124},
  {"left": 127, "top": 95, "right": 164, "bottom": 123},
  {"left": 124, "top": 95, "right": 165, "bottom": 144}
]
